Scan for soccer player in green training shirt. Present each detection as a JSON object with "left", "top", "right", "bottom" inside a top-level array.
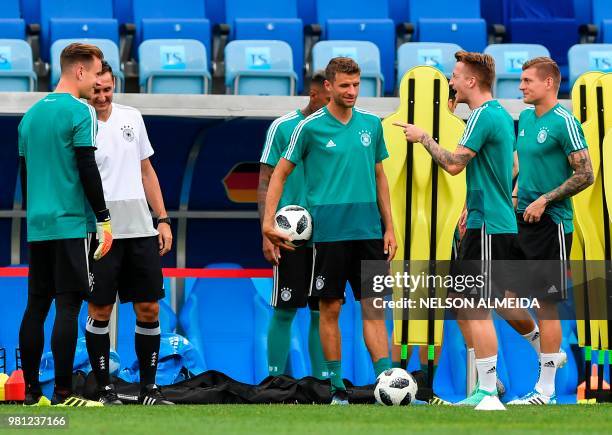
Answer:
[
  {"left": 263, "top": 58, "right": 397, "bottom": 405},
  {"left": 395, "top": 51, "right": 516, "bottom": 407},
  {"left": 258, "top": 71, "right": 330, "bottom": 379},
  {"left": 508, "top": 57, "right": 593, "bottom": 405},
  {"left": 18, "top": 43, "right": 113, "bottom": 407}
]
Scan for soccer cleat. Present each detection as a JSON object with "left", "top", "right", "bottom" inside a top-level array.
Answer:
[
  {"left": 428, "top": 394, "right": 451, "bottom": 405},
  {"left": 98, "top": 384, "right": 122, "bottom": 406},
  {"left": 24, "top": 394, "right": 51, "bottom": 407},
  {"left": 454, "top": 388, "right": 497, "bottom": 407},
  {"left": 508, "top": 389, "right": 557, "bottom": 405},
  {"left": 52, "top": 395, "right": 104, "bottom": 407},
  {"left": 139, "top": 384, "right": 174, "bottom": 405},
  {"left": 330, "top": 389, "right": 349, "bottom": 406}
]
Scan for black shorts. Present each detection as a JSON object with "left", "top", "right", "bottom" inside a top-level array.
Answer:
[
  {"left": 454, "top": 226, "right": 519, "bottom": 300},
  {"left": 88, "top": 236, "right": 164, "bottom": 306},
  {"left": 515, "top": 213, "right": 572, "bottom": 300},
  {"left": 271, "top": 246, "right": 318, "bottom": 310},
  {"left": 311, "top": 239, "right": 391, "bottom": 301},
  {"left": 28, "top": 237, "right": 91, "bottom": 297}
]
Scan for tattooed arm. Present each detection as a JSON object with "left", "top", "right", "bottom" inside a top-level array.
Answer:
[
  {"left": 257, "top": 163, "right": 274, "bottom": 226},
  {"left": 523, "top": 149, "right": 594, "bottom": 223},
  {"left": 392, "top": 121, "right": 476, "bottom": 175}
]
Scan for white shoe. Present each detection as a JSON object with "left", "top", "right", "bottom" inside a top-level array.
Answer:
[{"left": 508, "top": 389, "right": 557, "bottom": 405}]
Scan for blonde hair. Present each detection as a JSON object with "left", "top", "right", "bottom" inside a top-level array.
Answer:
[
  {"left": 454, "top": 50, "right": 496, "bottom": 91},
  {"left": 60, "top": 43, "right": 104, "bottom": 72}
]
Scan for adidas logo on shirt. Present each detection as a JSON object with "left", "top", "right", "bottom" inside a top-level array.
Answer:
[
  {"left": 519, "top": 129, "right": 525, "bottom": 137},
  {"left": 326, "top": 140, "right": 336, "bottom": 148}
]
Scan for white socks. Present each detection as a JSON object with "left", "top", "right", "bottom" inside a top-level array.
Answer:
[
  {"left": 475, "top": 355, "right": 498, "bottom": 394},
  {"left": 535, "top": 352, "right": 563, "bottom": 397},
  {"left": 522, "top": 325, "right": 541, "bottom": 354}
]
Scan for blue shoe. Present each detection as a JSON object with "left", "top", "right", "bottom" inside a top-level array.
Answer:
[
  {"left": 508, "top": 389, "right": 557, "bottom": 405},
  {"left": 455, "top": 388, "right": 497, "bottom": 407}
]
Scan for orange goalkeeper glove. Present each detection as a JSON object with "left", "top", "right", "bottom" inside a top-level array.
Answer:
[{"left": 94, "top": 209, "right": 113, "bottom": 260}]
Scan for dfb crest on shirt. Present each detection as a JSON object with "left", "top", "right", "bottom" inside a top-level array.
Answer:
[
  {"left": 121, "top": 125, "right": 135, "bottom": 142},
  {"left": 359, "top": 129, "right": 372, "bottom": 147},
  {"left": 537, "top": 127, "right": 549, "bottom": 144}
]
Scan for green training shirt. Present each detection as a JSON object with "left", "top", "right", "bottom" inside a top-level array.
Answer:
[
  {"left": 18, "top": 93, "right": 97, "bottom": 242},
  {"left": 284, "top": 106, "right": 389, "bottom": 242},
  {"left": 459, "top": 100, "right": 517, "bottom": 234},
  {"left": 516, "top": 104, "right": 587, "bottom": 233},
  {"left": 260, "top": 109, "right": 306, "bottom": 209}
]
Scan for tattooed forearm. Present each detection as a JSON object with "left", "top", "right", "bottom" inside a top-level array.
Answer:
[
  {"left": 419, "top": 133, "right": 472, "bottom": 175},
  {"left": 543, "top": 150, "right": 594, "bottom": 204},
  {"left": 258, "top": 164, "right": 274, "bottom": 225}
]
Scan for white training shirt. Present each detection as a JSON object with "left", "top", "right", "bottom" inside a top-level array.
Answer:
[{"left": 95, "top": 103, "right": 158, "bottom": 239}]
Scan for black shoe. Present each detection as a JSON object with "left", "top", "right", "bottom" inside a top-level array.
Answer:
[
  {"left": 139, "top": 384, "right": 174, "bottom": 405},
  {"left": 99, "top": 384, "right": 122, "bottom": 405}
]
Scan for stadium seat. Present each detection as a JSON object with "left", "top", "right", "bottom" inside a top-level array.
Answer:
[
  {"left": 20, "top": 0, "right": 40, "bottom": 27},
  {"left": 502, "top": 0, "right": 579, "bottom": 93},
  {"left": 138, "top": 39, "right": 211, "bottom": 94},
  {"left": 178, "top": 264, "right": 262, "bottom": 384},
  {"left": 568, "top": 43, "right": 612, "bottom": 88},
  {"left": 397, "top": 42, "right": 463, "bottom": 83},
  {"left": 205, "top": 0, "right": 226, "bottom": 27},
  {"left": 40, "top": 0, "right": 119, "bottom": 62},
  {"left": 591, "top": 0, "right": 612, "bottom": 42},
  {"left": 484, "top": 43, "right": 550, "bottom": 99},
  {"left": 312, "top": 41, "right": 383, "bottom": 97},
  {"left": 315, "top": 0, "right": 395, "bottom": 94},
  {"left": 224, "top": 40, "right": 297, "bottom": 95},
  {"left": 0, "top": 0, "right": 26, "bottom": 40},
  {"left": 0, "top": 39, "right": 37, "bottom": 91},
  {"left": 113, "top": 0, "right": 133, "bottom": 25},
  {"left": 297, "top": 0, "right": 317, "bottom": 25},
  {"left": 225, "top": 0, "right": 304, "bottom": 92},
  {"left": 50, "top": 39, "right": 123, "bottom": 91},
  {"left": 407, "top": 0, "right": 487, "bottom": 53},
  {"left": 132, "top": 0, "right": 211, "bottom": 64}
]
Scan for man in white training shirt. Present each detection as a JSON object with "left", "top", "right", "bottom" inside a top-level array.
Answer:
[{"left": 85, "top": 61, "right": 173, "bottom": 406}]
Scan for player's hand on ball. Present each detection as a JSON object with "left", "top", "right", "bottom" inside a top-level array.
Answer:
[
  {"left": 94, "top": 209, "right": 113, "bottom": 260},
  {"left": 384, "top": 229, "right": 397, "bottom": 261},
  {"left": 392, "top": 121, "right": 426, "bottom": 143},
  {"left": 523, "top": 196, "right": 547, "bottom": 223},
  {"left": 157, "top": 221, "right": 173, "bottom": 256},
  {"left": 263, "top": 224, "right": 295, "bottom": 251},
  {"left": 262, "top": 236, "right": 281, "bottom": 265}
]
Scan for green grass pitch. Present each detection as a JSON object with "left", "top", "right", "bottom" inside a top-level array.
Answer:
[{"left": 0, "top": 404, "right": 611, "bottom": 434}]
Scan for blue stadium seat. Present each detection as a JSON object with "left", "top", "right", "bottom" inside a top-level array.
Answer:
[
  {"left": 502, "top": 0, "right": 578, "bottom": 93},
  {"left": 408, "top": 0, "right": 487, "bottom": 52},
  {"left": 484, "top": 43, "right": 550, "bottom": 98},
  {"left": 40, "top": 0, "right": 119, "bottom": 62},
  {"left": 397, "top": 42, "right": 463, "bottom": 83},
  {"left": 297, "top": 0, "right": 317, "bottom": 25},
  {"left": 21, "top": 0, "right": 40, "bottom": 27},
  {"left": 205, "top": 0, "right": 226, "bottom": 27},
  {"left": 316, "top": 0, "right": 395, "bottom": 94},
  {"left": 388, "top": 0, "right": 410, "bottom": 26},
  {"left": 568, "top": 43, "right": 612, "bottom": 88},
  {"left": 178, "top": 264, "right": 263, "bottom": 384},
  {"left": 0, "top": 0, "right": 26, "bottom": 40},
  {"left": 138, "top": 39, "right": 211, "bottom": 94},
  {"left": 312, "top": 40, "right": 383, "bottom": 97},
  {"left": 113, "top": 0, "right": 133, "bottom": 25},
  {"left": 480, "top": 0, "right": 504, "bottom": 26},
  {"left": 225, "top": 40, "right": 297, "bottom": 95},
  {"left": 225, "top": 0, "right": 304, "bottom": 93},
  {"left": 132, "top": 0, "right": 211, "bottom": 64},
  {"left": 50, "top": 39, "right": 123, "bottom": 91},
  {"left": 592, "top": 0, "right": 612, "bottom": 42},
  {"left": 0, "top": 39, "right": 36, "bottom": 91}
]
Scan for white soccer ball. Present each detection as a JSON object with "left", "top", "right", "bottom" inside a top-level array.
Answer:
[
  {"left": 374, "top": 368, "right": 418, "bottom": 406},
  {"left": 274, "top": 205, "right": 313, "bottom": 248}
]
